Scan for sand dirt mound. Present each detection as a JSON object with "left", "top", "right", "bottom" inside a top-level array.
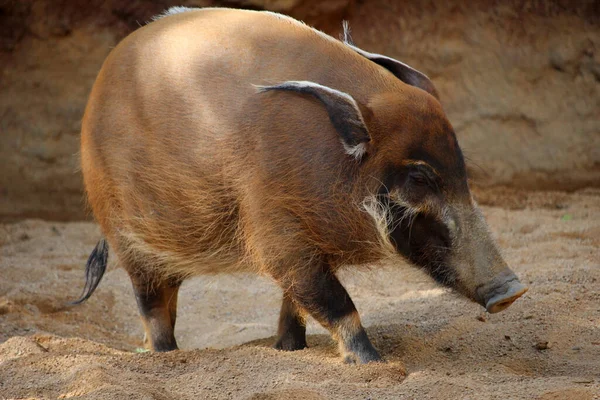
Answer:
[{"left": 1, "top": 189, "right": 599, "bottom": 399}]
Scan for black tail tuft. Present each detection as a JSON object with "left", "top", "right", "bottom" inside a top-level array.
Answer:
[{"left": 70, "top": 239, "right": 109, "bottom": 305}]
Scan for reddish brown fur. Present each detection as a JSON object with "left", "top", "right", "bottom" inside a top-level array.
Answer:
[
  {"left": 81, "top": 9, "right": 411, "bottom": 281},
  {"left": 80, "top": 7, "right": 526, "bottom": 362}
]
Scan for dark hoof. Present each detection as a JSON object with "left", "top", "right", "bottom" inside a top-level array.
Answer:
[
  {"left": 149, "top": 335, "right": 179, "bottom": 352},
  {"left": 274, "top": 335, "right": 307, "bottom": 351},
  {"left": 341, "top": 329, "right": 382, "bottom": 364},
  {"left": 343, "top": 348, "right": 382, "bottom": 364},
  {"left": 154, "top": 344, "right": 179, "bottom": 352}
]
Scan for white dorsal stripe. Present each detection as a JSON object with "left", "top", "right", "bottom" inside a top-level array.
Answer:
[{"left": 151, "top": 6, "right": 196, "bottom": 21}]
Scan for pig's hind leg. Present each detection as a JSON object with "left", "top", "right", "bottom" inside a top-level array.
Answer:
[{"left": 128, "top": 269, "right": 182, "bottom": 352}]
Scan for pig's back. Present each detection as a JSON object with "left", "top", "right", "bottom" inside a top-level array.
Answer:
[{"left": 80, "top": 8, "right": 395, "bottom": 274}]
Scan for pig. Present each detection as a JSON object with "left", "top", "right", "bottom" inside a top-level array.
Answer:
[{"left": 75, "top": 7, "right": 528, "bottom": 364}]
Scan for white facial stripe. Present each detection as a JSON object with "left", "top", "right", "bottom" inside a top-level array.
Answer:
[
  {"left": 447, "top": 217, "right": 457, "bottom": 233},
  {"left": 389, "top": 189, "right": 423, "bottom": 213}
]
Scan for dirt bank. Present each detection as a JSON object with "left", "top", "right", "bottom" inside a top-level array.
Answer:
[
  {"left": 0, "top": 188, "right": 598, "bottom": 399},
  {"left": 1, "top": 0, "right": 599, "bottom": 220}
]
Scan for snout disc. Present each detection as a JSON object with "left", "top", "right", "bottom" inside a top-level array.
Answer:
[{"left": 485, "top": 283, "right": 528, "bottom": 313}]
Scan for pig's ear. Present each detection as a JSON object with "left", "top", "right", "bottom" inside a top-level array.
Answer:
[
  {"left": 255, "top": 81, "right": 370, "bottom": 160},
  {"left": 341, "top": 25, "right": 439, "bottom": 100}
]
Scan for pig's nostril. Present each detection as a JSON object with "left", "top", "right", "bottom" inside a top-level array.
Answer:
[
  {"left": 492, "top": 299, "right": 514, "bottom": 312},
  {"left": 485, "top": 283, "right": 528, "bottom": 313}
]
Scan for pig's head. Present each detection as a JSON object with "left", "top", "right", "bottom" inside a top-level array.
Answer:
[
  {"left": 370, "top": 115, "right": 529, "bottom": 313},
  {"left": 354, "top": 51, "right": 527, "bottom": 313}
]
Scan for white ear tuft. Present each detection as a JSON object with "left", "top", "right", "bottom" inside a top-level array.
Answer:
[
  {"left": 343, "top": 141, "right": 367, "bottom": 160},
  {"left": 341, "top": 21, "right": 354, "bottom": 45}
]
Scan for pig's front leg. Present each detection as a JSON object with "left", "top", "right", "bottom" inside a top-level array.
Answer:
[
  {"left": 274, "top": 293, "right": 308, "bottom": 351},
  {"left": 275, "top": 264, "right": 381, "bottom": 364}
]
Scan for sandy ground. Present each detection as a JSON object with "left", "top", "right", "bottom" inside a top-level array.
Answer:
[{"left": 0, "top": 188, "right": 598, "bottom": 399}]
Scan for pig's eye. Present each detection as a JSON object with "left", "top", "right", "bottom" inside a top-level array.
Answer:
[
  {"left": 409, "top": 171, "right": 429, "bottom": 186},
  {"left": 408, "top": 167, "right": 440, "bottom": 192}
]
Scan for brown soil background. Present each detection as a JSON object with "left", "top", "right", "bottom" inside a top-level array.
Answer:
[
  {"left": 0, "top": 0, "right": 599, "bottom": 219},
  {"left": 1, "top": 189, "right": 599, "bottom": 398},
  {"left": 1, "top": 0, "right": 599, "bottom": 399}
]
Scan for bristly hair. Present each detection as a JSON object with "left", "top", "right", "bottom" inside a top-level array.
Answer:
[
  {"left": 151, "top": 6, "right": 195, "bottom": 22},
  {"left": 70, "top": 239, "right": 109, "bottom": 305},
  {"left": 341, "top": 21, "right": 354, "bottom": 45}
]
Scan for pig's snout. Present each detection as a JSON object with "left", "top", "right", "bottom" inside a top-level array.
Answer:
[{"left": 476, "top": 270, "right": 528, "bottom": 313}]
